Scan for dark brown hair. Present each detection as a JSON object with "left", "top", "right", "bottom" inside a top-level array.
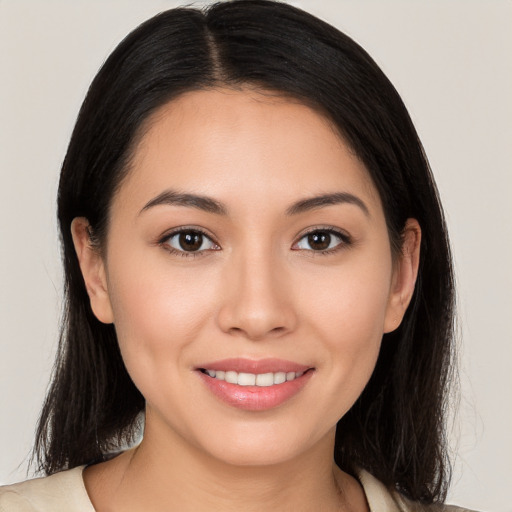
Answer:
[{"left": 34, "top": 0, "right": 455, "bottom": 504}]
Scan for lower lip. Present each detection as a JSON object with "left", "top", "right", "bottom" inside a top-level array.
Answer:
[{"left": 198, "top": 370, "right": 314, "bottom": 411}]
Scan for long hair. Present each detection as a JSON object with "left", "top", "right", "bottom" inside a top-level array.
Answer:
[{"left": 34, "top": 0, "right": 455, "bottom": 503}]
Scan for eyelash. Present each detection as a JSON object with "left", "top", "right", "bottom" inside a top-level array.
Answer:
[
  {"left": 158, "top": 227, "right": 352, "bottom": 258},
  {"left": 158, "top": 227, "right": 219, "bottom": 258},
  {"left": 292, "top": 227, "right": 352, "bottom": 255}
]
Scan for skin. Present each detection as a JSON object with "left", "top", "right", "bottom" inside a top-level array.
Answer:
[{"left": 72, "top": 88, "right": 421, "bottom": 511}]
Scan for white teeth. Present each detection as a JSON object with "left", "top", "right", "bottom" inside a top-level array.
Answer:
[
  {"left": 237, "top": 372, "right": 256, "bottom": 386},
  {"left": 274, "top": 372, "right": 286, "bottom": 384},
  {"left": 203, "top": 369, "right": 306, "bottom": 386},
  {"left": 256, "top": 372, "right": 274, "bottom": 387},
  {"left": 225, "top": 371, "right": 238, "bottom": 384}
]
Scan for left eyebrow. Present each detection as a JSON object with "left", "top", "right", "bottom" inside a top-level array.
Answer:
[{"left": 286, "top": 192, "right": 370, "bottom": 217}]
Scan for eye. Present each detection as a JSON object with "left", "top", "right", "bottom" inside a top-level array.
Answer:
[
  {"left": 294, "top": 229, "right": 349, "bottom": 252},
  {"left": 162, "top": 229, "right": 218, "bottom": 254}
]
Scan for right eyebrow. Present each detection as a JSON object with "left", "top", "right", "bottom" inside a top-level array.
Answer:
[
  {"left": 285, "top": 192, "right": 370, "bottom": 217},
  {"left": 139, "top": 189, "right": 228, "bottom": 216}
]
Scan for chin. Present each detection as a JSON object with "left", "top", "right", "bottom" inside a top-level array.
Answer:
[
  {"left": 195, "top": 422, "right": 331, "bottom": 469},
  {"left": 208, "top": 444, "right": 301, "bottom": 468}
]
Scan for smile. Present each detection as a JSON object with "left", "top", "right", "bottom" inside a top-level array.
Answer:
[
  {"left": 200, "top": 369, "right": 304, "bottom": 387},
  {"left": 196, "top": 359, "right": 314, "bottom": 411}
]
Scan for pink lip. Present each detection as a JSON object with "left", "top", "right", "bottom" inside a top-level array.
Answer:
[
  {"left": 196, "top": 358, "right": 314, "bottom": 411},
  {"left": 197, "top": 358, "right": 311, "bottom": 374}
]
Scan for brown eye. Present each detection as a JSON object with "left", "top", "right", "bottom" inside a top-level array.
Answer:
[
  {"left": 179, "top": 232, "right": 203, "bottom": 251},
  {"left": 307, "top": 232, "right": 331, "bottom": 251},
  {"left": 295, "top": 229, "right": 348, "bottom": 252},
  {"left": 164, "top": 230, "right": 217, "bottom": 253}
]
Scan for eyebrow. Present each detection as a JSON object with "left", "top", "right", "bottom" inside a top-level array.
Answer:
[
  {"left": 140, "top": 190, "right": 228, "bottom": 216},
  {"left": 139, "top": 189, "right": 369, "bottom": 217},
  {"left": 285, "top": 192, "right": 370, "bottom": 217}
]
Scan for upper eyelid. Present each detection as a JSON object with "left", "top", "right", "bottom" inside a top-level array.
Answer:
[
  {"left": 158, "top": 226, "right": 217, "bottom": 244},
  {"left": 294, "top": 226, "right": 350, "bottom": 241}
]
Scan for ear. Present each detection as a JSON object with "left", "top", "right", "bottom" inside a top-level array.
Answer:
[
  {"left": 384, "top": 218, "right": 421, "bottom": 333},
  {"left": 71, "top": 217, "right": 114, "bottom": 324}
]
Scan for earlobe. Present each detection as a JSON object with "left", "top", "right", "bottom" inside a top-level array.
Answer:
[
  {"left": 70, "top": 217, "right": 114, "bottom": 324},
  {"left": 384, "top": 218, "right": 421, "bottom": 333}
]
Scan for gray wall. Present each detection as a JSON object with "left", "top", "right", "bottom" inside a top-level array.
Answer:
[{"left": 1, "top": 1, "right": 510, "bottom": 510}]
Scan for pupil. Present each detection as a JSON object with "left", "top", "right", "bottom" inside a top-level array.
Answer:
[
  {"left": 308, "top": 232, "right": 330, "bottom": 251},
  {"left": 179, "top": 232, "right": 202, "bottom": 251}
]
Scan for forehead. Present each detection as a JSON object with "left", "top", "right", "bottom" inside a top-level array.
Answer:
[{"left": 116, "top": 87, "right": 380, "bottom": 214}]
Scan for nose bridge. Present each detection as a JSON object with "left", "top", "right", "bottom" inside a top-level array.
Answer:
[{"left": 217, "top": 237, "right": 296, "bottom": 340}]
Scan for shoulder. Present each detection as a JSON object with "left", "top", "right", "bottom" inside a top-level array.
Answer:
[
  {"left": 358, "top": 470, "right": 479, "bottom": 512},
  {"left": 0, "top": 466, "right": 94, "bottom": 512}
]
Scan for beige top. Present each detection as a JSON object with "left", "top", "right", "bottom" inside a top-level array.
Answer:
[{"left": 0, "top": 467, "right": 475, "bottom": 512}]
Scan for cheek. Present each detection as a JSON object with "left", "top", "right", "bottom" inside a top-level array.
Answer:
[
  {"left": 299, "top": 252, "right": 392, "bottom": 401},
  {"left": 304, "top": 251, "right": 393, "bottom": 340},
  {"left": 105, "top": 256, "right": 219, "bottom": 388}
]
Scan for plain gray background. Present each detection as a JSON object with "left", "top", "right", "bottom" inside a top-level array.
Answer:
[{"left": 1, "top": 1, "right": 511, "bottom": 511}]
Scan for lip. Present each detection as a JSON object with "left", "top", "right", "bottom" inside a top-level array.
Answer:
[
  {"left": 196, "top": 358, "right": 314, "bottom": 411},
  {"left": 196, "top": 358, "right": 311, "bottom": 374}
]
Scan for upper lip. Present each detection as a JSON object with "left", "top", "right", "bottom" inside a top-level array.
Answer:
[{"left": 196, "top": 358, "right": 312, "bottom": 374}]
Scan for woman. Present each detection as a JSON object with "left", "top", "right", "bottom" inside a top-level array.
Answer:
[{"left": 0, "top": 1, "right": 472, "bottom": 510}]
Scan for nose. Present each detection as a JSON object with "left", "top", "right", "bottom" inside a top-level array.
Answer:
[{"left": 216, "top": 249, "right": 297, "bottom": 341}]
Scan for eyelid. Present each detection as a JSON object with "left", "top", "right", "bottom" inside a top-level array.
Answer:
[
  {"left": 292, "top": 226, "right": 352, "bottom": 252},
  {"left": 158, "top": 226, "right": 220, "bottom": 256}
]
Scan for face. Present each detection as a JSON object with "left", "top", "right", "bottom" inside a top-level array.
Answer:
[{"left": 74, "top": 88, "right": 418, "bottom": 467}]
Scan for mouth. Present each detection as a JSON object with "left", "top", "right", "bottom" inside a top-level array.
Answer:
[
  {"left": 196, "top": 359, "right": 315, "bottom": 411},
  {"left": 199, "top": 368, "right": 306, "bottom": 386}
]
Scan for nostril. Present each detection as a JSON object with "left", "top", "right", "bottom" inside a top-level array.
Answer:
[{"left": 227, "top": 325, "right": 286, "bottom": 341}]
